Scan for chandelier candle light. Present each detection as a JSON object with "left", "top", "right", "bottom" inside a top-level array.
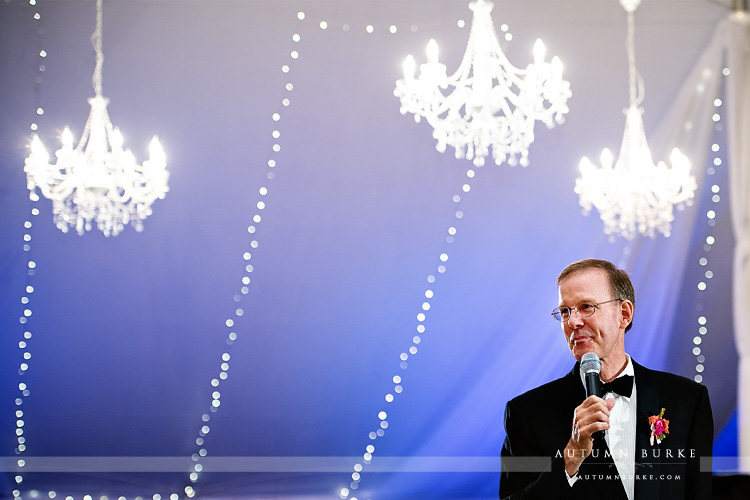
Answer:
[
  {"left": 394, "top": 0, "right": 571, "bottom": 167},
  {"left": 24, "top": 0, "right": 168, "bottom": 237},
  {"left": 575, "top": 0, "right": 696, "bottom": 239}
]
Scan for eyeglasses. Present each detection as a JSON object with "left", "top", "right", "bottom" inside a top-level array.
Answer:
[{"left": 551, "top": 298, "right": 622, "bottom": 322}]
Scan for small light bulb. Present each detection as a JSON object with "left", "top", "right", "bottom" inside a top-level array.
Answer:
[
  {"left": 61, "top": 127, "right": 74, "bottom": 148},
  {"left": 403, "top": 55, "right": 416, "bottom": 80},
  {"left": 149, "top": 136, "right": 166, "bottom": 165},
  {"left": 111, "top": 128, "right": 124, "bottom": 150},
  {"left": 426, "top": 39, "right": 439, "bottom": 63},
  {"left": 533, "top": 39, "right": 546, "bottom": 64}
]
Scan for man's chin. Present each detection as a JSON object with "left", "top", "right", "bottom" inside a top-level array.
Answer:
[{"left": 571, "top": 341, "right": 596, "bottom": 360}]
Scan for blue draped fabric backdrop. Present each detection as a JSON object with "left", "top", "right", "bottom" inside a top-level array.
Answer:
[{"left": 0, "top": 1, "right": 737, "bottom": 499}]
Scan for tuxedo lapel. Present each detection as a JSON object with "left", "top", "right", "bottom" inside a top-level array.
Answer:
[
  {"left": 566, "top": 362, "right": 585, "bottom": 399},
  {"left": 633, "top": 361, "right": 661, "bottom": 500},
  {"left": 589, "top": 434, "right": 629, "bottom": 499}
]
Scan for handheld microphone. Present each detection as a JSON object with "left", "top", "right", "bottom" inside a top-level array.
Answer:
[{"left": 580, "top": 352, "right": 604, "bottom": 440}]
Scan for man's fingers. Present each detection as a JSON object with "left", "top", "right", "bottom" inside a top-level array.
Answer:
[
  {"left": 573, "top": 397, "right": 613, "bottom": 440},
  {"left": 577, "top": 416, "right": 609, "bottom": 437},
  {"left": 581, "top": 395, "right": 603, "bottom": 407},
  {"left": 582, "top": 395, "right": 613, "bottom": 416}
]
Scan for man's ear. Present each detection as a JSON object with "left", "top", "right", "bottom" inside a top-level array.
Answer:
[{"left": 620, "top": 300, "right": 634, "bottom": 330}]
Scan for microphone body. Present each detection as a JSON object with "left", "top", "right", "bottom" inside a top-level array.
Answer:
[
  {"left": 584, "top": 370, "right": 602, "bottom": 399},
  {"left": 580, "top": 352, "right": 605, "bottom": 440}
]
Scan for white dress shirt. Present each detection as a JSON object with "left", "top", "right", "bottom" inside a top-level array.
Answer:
[{"left": 567, "top": 355, "right": 637, "bottom": 500}]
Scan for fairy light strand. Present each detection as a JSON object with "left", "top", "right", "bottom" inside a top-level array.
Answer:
[
  {"left": 13, "top": 1, "right": 46, "bottom": 498},
  {"left": 340, "top": 167, "right": 475, "bottom": 500},
  {"left": 179, "top": 11, "right": 304, "bottom": 500},
  {"left": 692, "top": 65, "right": 729, "bottom": 384}
]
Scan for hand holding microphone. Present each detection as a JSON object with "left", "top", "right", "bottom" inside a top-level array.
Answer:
[
  {"left": 563, "top": 352, "right": 615, "bottom": 476},
  {"left": 581, "top": 352, "right": 605, "bottom": 440}
]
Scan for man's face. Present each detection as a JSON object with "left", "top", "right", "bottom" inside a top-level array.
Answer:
[{"left": 557, "top": 267, "right": 628, "bottom": 363}]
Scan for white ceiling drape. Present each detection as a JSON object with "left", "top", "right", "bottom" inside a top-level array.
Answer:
[{"left": 726, "top": 12, "right": 750, "bottom": 475}]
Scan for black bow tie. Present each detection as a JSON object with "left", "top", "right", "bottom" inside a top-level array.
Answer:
[{"left": 601, "top": 375, "right": 634, "bottom": 397}]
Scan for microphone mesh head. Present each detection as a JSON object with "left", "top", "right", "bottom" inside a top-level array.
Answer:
[{"left": 581, "top": 352, "right": 601, "bottom": 375}]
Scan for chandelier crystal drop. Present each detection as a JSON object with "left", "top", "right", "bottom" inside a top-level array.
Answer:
[
  {"left": 393, "top": 0, "right": 571, "bottom": 167},
  {"left": 24, "top": 0, "right": 168, "bottom": 237},
  {"left": 574, "top": 0, "right": 696, "bottom": 239}
]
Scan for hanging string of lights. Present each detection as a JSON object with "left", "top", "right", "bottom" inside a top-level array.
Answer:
[
  {"left": 692, "top": 71, "right": 729, "bottom": 386},
  {"left": 179, "top": 10, "right": 300, "bottom": 496},
  {"left": 11, "top": 0, "right": 46, "bottom": 497}
]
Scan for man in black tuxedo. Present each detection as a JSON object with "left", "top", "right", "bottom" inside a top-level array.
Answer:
[{"left": 499, "top": 258, "right": 713, "bottom": 500}]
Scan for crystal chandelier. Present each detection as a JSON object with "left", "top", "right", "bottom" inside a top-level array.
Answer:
[
  {"left": 575, "top": 0, "right": 696, "bottom": 239},
  {"left": 24, "top": 0, "right": 168, "bottom": 237},
  {"left": 393, "top": 0, "right": 571, "bottom": 167}
]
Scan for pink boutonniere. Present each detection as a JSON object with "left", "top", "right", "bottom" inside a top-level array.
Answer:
[{"left": 649, "top": 408, "right": 670, "bottom": 445}]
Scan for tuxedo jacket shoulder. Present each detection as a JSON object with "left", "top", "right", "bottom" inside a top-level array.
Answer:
[
  {"left": 503, "top": 365, "right": 584, "bottom": 457},
  {"left": 500, "top": 365, "right": 588, "bottom": 500}
]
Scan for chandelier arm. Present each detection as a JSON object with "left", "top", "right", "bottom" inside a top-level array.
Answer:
[
  {"left": 493, "top": 86, "right": 521, "bottom": 121},
  {"left": 75, "top": 106, "right": 95, "bottom": 152},
  {"left": 45, "top": 178, "right": 77, "bottom": 201},
  {"left": 445, "top": 59, "right": 473, "bottom": 86},
  {"left": 443, "top": 60, "right": 527, "bottom": 114},
  {"left": 488, "top": 39, "right": 527, "bottom": 88},
  {"left": 487, "top": 34, "right": 527, "bottom": 85},
  {"left": 445, "top": 18, "right": 481, "bottom": 84},
  {"left": 421, "top": 87, "right": 456, "bottom": 121},
  {"left": 426, "top": 80, "right": 518, "bottom": 134}
]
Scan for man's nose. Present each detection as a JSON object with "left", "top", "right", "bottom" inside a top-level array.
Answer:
[{"left": 567, "top": 311, "right": 584, "bottom": 328}]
